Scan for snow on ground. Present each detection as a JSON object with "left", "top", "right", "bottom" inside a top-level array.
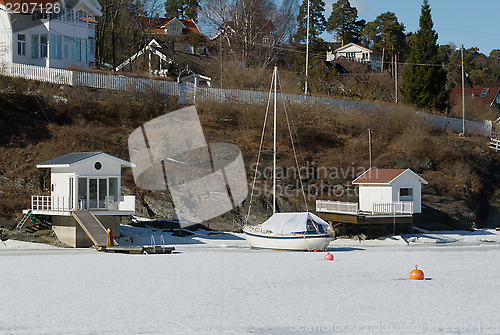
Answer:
[{"left": 1, "top": 228, "right": 500, "bottom": 334}]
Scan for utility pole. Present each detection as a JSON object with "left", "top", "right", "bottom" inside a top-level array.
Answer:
[
  {"left": 395, "top": 54, "right": 398, "bottom": 104},
  {"left": 461, "top": 45, "right": 465, "bottom": 134},
  {"left": 304, "top": 0, "right": 310, "bottom": 95},
  {"left": 220, "top": 32, "right": 223, "bottom": 89},
  {"left": 368, "top": 129, "right": 372, "bottom": 170}
]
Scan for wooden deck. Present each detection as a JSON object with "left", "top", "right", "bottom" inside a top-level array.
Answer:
[
  {"left": 316, "top": 211, "right": 414, "bottom": 237},
  {"left": 96, "top": 246, "right": 175, "bottom": 254}
]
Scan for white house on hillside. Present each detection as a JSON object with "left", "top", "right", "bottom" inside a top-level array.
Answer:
[
  {"left": 327, "top": 43, "right": 383, "bottom": 71},
  {"left": 0, "top": 0, "right": 101, "bottom": 68}
]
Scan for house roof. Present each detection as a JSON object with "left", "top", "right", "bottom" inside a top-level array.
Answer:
[
  {"left": 159, "top": 18, "right": 201, "bottom": 35},
  {"left": 335, "top": 42, "right": 381, "bottom": 55},
  {"left": 352, "top": 168, "right": 427, "bottom": 185},
  {"left": 37, "top": 152, "right": 135, "bottom": 168},
  {"left": 450, "top": 87, "right": 500, "bottom": 107}
]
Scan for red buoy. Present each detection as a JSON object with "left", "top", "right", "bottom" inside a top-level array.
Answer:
[
  {"left": 313, "top": 249, "right": 319, "bottom": 253},
  {"left": 324, "top": 253, "right": 334, "bottom": 261},
  {"left": 410, "top": 265, "right": 424, "bottom": 280}
]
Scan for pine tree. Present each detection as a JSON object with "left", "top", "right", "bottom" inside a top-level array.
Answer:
[
  {"left": 401, "top": 0, "right": 448, "bottom": 111},
  {"left": 326, "top": 0, "right": 365, "bottom": 45},
  {"left": 362, "top": 12, "right": 406, "bottom": 62},
  {"left": 164, "top": 0, "right": 199, "bottom": 21},
  {"left": 294, "top": 0, "right": 326, "bottom": 44}
]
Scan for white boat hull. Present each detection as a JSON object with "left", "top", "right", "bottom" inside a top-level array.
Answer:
[{"left": 243, "top": 228, "right": 331, "bottom": 251}]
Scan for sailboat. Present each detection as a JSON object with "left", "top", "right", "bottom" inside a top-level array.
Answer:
[{"left": 242, "top": 67, "right": 332, "bottom": 251}]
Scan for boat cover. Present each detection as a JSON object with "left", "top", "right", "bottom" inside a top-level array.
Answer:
[{"left": 260, "top": 212, "right": 330, "bottom": 235}]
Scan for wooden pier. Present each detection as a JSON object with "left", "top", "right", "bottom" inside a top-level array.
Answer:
[
  {"left": 315, "top": 200, "right": 414, "bottom": 237},
  {"left": 316, "top": 211, "right": 413, "bottom": 237},
  {"left": 96, "top": 245, "right": 175, "bottom": 254}
]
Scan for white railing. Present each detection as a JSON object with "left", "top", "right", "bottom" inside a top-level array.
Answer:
[
  {"left": 372, "top": 201, "right": 413, "bottom": 215},
  {"left": 32, "top": 195, "right": 135, "bottom": 213},
  {"left": 2, "top": 63, "right": 178, "bottom": 95},
  {"left": 32, "top": 196, "right": 72, "bottom": 214},
  {"left": 316, "top": 200, "right": 359, "bottom": 215},
  {"left": 316, "top": 200, "right": 414, "bottom": 215},
  {"left": 489, "top": 138, "right": 500, "bottom": 151},
  {"left": 1, "top": 63, "right": 493, "bottom": 137}
]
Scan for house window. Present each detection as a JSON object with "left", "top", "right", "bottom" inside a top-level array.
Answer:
[
  {"left": 64, "top": 5, "right": 74, "bottom": 22},
  {"left": 17, "top": 34, "right": 26, "bottom": 56},
  {"left": 81, "top": 39, "right": 87, "bottom": 62},
  {"left": 31, "top": 35, "right": 39, "bottom": 58},
  {"left": 88, "top": 37, "right": 95, "bottom": 56},
  {"left": 40, "top": 34, "right": 48, "bottom": 58},
  {"left": 63, "top": 37, "right": 74, "bottom": 59},
  {"left": 75, "top": 38, "right": 87, "bottom": 62},
  {"left": 31, "top": 34, "right": 49, "bottom": 58},
  {"left": 172, "top": 25, "right": 178, "bottom": 31},
  {"left": 76, "top": 38, "right": 81, "bottom": 61},
  {"left": 399, "top": 188, "right": 413, "bottom": 201},
  {"left": 49, "top": 35, "right": 62, "bottom": 60}
]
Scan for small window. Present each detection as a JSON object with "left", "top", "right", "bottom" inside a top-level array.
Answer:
[
  {"left": 51, "top": 184, "right": 54, "bottom": 192},
  {"left": 94, "top": 162, "right": 102, "bottom": 170},
  {"left": 399, "top": 188, "right": 413, "bottom": 201},
  {"left": 17, "top": 34, "right": 26, "bottom": 56},
  {"left": 480, "top": 88, "right": 489, "bottom": 98}
]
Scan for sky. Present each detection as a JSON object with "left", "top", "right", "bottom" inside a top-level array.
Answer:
[{"left": 321, "top": 0, "right": 500, "bottom": 55}]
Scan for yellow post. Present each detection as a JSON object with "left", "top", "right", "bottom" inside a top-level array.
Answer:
[{"left": 106, "top": 228, "right": 112, "bottom": 247}]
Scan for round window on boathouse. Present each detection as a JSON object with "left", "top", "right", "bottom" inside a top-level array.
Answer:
[{"left": 94, "top": 162, "right": 102, "bottom": 170}]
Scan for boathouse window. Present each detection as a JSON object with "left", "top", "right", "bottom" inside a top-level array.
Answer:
[
  {"left": 399, "top": 187, "right": 413, "bottom": 201},
  {"left": 94, "top": 162, "right": 102, "bottom": 170}
]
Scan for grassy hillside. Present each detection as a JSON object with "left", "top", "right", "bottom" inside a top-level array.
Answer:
[{"left": 0, "top": 75, "right": 499, "bottom": 234}]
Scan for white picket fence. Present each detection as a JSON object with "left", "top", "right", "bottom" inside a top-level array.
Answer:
[
  {"left": 3, "top": 63, "right": 179, "bottom": 95},
  {"left": 1, "top": 62, "right": 493, "bottom": 137}
]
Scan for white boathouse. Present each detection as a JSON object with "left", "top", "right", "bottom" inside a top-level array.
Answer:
[
  {"left": 21, "top": 152, "right": 136, "bottom": 247},
  {"left": 316, "top": 168, "right": 428, "bottom": 235}
]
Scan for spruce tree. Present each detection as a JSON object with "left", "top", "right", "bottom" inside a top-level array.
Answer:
[{"left": 401, "top": 0, "right": 448, "bottom": 111}]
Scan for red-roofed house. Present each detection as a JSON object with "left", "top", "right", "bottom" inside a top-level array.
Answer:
[
  {"left": 450, "top": 87, "right": 500, "bottom": 109},
  {"left": 352, "top": 168, "right": 428, "bottom": 214},
  {"left": 152, "top": 18, "right": 201, "bottom": 37},
  {"left": 0, "top": 0, "right": 101, "bottom": 68}
]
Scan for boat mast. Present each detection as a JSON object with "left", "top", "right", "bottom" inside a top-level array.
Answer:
[{"left": 273, "top": 66, "right": 277, "bottom": 214}]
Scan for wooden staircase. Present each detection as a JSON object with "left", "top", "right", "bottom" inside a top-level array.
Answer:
[{"left": 72, "top": 211, "right": 110, "bottom": 246}]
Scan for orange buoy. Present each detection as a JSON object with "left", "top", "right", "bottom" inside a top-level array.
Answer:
[
  {"left": 313, "top": 249, "right": 319, "bottom": 253},
  {"left": 324, "top": 253, "right": 334, "bottom": 261},
  {"left": 410, "top": 265, "right": 424, "bottom": 280}
]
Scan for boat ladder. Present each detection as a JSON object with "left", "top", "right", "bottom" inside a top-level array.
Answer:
[{"left": 16, "top": 210, "right": 32, "bottom": 231}]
